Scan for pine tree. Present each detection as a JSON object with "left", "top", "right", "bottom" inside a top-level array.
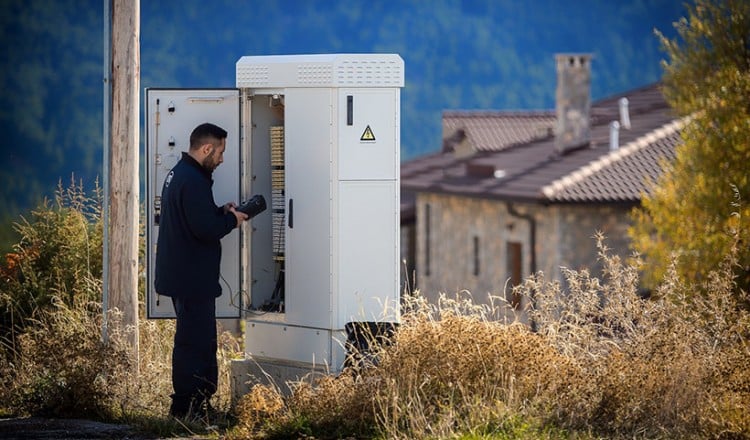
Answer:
[{"left": 629, "top": 0, "right": 750, "bottom": 299}]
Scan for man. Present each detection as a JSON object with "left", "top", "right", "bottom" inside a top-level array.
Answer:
[{"left": 155, "top": 122, "right": 248, "bottom": 419}]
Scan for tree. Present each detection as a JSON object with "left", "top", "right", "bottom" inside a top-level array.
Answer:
[{"left": 629, "top": 0, "right": 750, "bottom": 299}]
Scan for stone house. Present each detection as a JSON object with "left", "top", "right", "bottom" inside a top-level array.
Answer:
[{"left": 400, "top": 54, "right": 685, "bottom": 314}]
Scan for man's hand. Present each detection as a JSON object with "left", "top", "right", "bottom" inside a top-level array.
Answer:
[
  {"left": 223, "top": 202, "right": 237, "bottom": 214},
  {"left": 225, "top": 203, "right": 249, "bottom": 227}
]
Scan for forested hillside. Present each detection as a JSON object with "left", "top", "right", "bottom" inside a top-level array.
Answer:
[{"left": 0, "top": 0, "right": 685, "bottom": 250}]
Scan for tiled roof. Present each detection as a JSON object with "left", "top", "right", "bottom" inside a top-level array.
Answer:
[
  {"left": 542, "top": 119, "right": 686, "bottom": 202},
  {"left": 442, "top": 110, "right": 556, "bottom": 152},
  {"left": 401, "top": 83, "right": 681, "bottom": 205}
]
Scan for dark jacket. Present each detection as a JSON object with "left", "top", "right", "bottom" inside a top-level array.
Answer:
[{"left": 155, "top": 153, "right": 237, "bottom": 299}]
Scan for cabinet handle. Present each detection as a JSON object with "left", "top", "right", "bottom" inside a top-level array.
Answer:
[
  {"left": 288, "top": 198, "right": 293, "bottom": 229},
  {"left": 347, "top": 95, "right": 353, "bottom": 126}
]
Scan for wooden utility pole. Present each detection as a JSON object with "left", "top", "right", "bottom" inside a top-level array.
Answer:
[{"left": 107, "top": 0, "right": 140, "bottom": 359}]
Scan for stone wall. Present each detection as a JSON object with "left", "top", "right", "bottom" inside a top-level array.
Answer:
[
  {"left": 415, "top": 193, "right": 534, "bottom": 315},
  {"left": 555, "top": 204, "right": 634, "bottom": 281},
  {"left": 412, "top": 192, "right": 635, "bottom": 315}
]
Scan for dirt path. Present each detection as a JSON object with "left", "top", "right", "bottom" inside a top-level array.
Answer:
[{"left": 0, "top": 417, "right": 151, "bottom": 439}]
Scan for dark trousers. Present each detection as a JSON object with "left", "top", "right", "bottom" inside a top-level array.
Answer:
[{"left": 170, "top": 296, "right": 217, "bottom": 415}]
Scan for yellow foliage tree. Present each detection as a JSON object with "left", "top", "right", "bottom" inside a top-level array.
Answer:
[{"left": 629, "top": 0, "right": 750, "bottom": 298}]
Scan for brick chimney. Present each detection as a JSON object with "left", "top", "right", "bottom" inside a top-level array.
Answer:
[{"left": 554, "top": 54, "right": 592, "bottom": 154}]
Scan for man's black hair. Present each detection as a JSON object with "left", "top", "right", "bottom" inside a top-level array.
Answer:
[{"left": 189, "top": 123, "right": 228, "bottom": 150}]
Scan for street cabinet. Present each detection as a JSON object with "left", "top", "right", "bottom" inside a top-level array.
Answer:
[{"left": 145, "top": 54, "right": 403, "bottom": 372}]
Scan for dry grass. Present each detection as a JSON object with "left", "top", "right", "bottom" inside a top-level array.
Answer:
[
  {"left": 1, "top": 181, "right": 748, "bottom": 439},
  {"left": 232, "top": 234, "right": 749, "bottom": 440},
  {"left": 0, "top": 297, "right": 243, "bottom": 438},
  {"left": 0, "top": 298, "right": 131, "bottom": 419},
  {"left": 0, "top": 180, "right": 243, "bottom": 436}
]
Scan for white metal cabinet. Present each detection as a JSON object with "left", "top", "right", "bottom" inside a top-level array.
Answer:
[{"left": 146, "top": 54, "right": 403, "bottom": 372}]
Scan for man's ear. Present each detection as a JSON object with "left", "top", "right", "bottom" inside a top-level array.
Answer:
[{"left": 202, "top": 143, "right": 214, "bottom": 155}]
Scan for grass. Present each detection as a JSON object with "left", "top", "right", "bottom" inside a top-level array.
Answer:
[
  {"left": 0, "top": 181, "right": 748, "bottom": 439},
  {"left": 230, "top": 233, "right": 749, "bottom": 439}
]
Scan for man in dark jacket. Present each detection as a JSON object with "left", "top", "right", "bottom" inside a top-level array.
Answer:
[{"left": 155, "top": 122, "right": 248, "bottom": 419}]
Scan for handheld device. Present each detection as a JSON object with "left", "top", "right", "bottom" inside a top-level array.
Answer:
[{"left": 237, "top": 194, "right": 267, "bottom": 218}]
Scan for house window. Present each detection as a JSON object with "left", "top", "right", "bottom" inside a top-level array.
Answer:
[
  {"left": 405, "top": 224, "right": 416, "bottom": 289},
  {"left": 472, "top": 235, "right": 480, "bottom": 276},
  {"left": 424, "top": 203, "right": 431, "bottom": 277},
  {"left": 401, "top": 224, "right": 417, "bottom": 294},
  {"left": 507, "top": 241, "right": 522, "bottom": 308}
]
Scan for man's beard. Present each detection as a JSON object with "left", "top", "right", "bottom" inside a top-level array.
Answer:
[{"left": 203, "top": 156, "right": 219, "bottom": 173}]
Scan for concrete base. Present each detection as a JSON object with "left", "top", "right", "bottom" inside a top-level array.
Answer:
[{"left": 230, "top": 356, "right": 332, "bottom": 403}]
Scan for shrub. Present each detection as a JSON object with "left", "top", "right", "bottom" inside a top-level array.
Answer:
[{"left": 0, "top": 178, "right": 102, "bottom": 351}]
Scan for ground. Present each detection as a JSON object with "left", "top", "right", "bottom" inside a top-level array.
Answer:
[{"left": 0, "top": 417, "right": 183, "bottom": 440}]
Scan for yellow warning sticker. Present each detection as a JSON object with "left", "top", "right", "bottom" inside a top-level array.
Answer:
[{"left": 360, "top": 125, "right": 376, "bottom": 141}]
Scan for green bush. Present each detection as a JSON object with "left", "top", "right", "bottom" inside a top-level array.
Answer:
[{"left": 0, "top": 178, "right": 102, "bottom": 348}]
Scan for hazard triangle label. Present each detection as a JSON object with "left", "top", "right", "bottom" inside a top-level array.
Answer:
[{"left": 360, "top": 125, "right": 376, "bottom": 141}]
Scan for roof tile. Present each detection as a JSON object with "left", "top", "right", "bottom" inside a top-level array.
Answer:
[{"left": 402, "top": 83, "right": 682, "bottom": 204}]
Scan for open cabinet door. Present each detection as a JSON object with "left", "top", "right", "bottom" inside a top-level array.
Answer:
[{"left": 145, "top": 88, "right": 241, "bottom": 319}]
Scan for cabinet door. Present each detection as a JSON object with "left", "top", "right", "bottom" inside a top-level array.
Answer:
[
  {"left": 338, "top": 89, "right": 399, "bottom": 181},
  {"left": 145, "top": 88, "right": 241, "bottom": 319},
  {"left": 283, "top": 88, "right": 333, "bottom": 328},
  {"left": 337, "top": 180, "right": 399, "bottom": 326}
]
